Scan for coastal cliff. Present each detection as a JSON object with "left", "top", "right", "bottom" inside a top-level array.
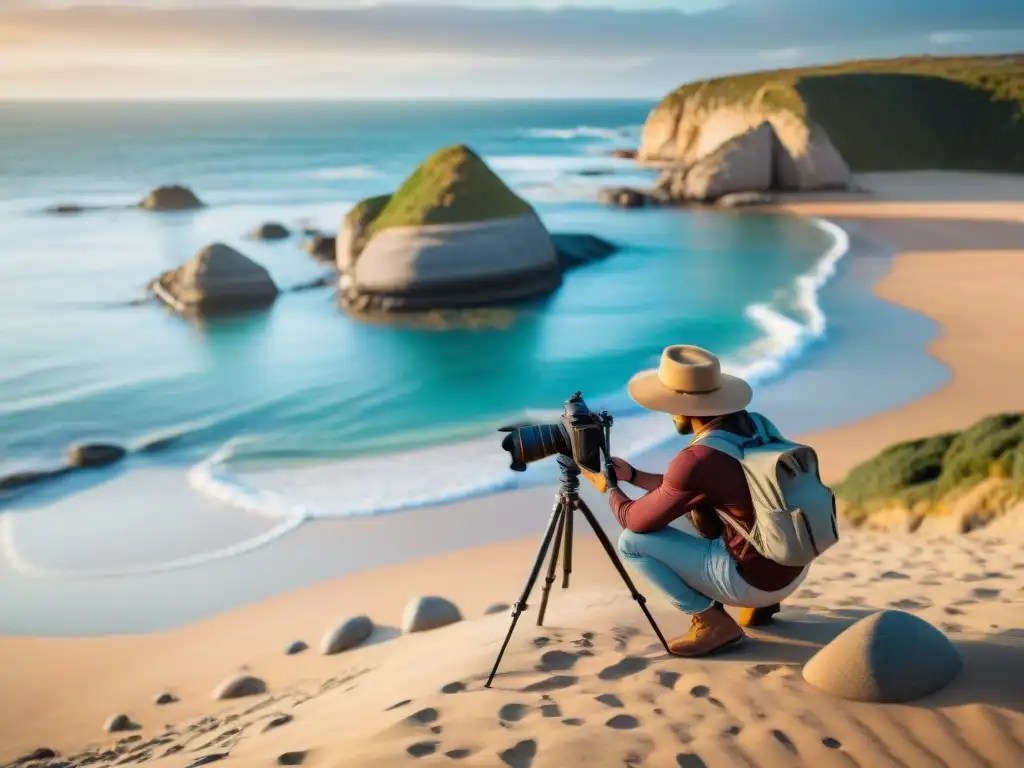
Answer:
[{"left": 640, "top": 54, "right": 1024, "bottom": 177}]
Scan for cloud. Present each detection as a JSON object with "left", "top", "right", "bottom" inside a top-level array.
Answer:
[{"left": 2, "top": 1, "right": 1023, "bottom": 57}]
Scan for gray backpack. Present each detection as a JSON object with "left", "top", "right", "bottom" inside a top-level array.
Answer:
[{"left": 693, "top": 412, "right": 839, "bottom": 567}]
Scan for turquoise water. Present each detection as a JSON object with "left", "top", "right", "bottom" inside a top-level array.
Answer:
[{"left": 0, "top": 101, "right": 839, "bottom": 517}]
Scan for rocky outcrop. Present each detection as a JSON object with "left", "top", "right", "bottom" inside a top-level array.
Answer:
[
  {"left": 338, "top": 147, "right": 563, "bottom": 314},
  {"left": 139, "top": 185, "right": 204, "bottom": 211},
  {"left": 677, "top": 121, "right": 774, "bottom": 201},
  {"left": 251, "top": 222, "right": 290, "bottom": 240},
  {"left": 304, "top": 234, "right": 337, "bottom": 263},
  {"left": 152, "top": 243, "right": 279, "bottom": 316},
  {"left": 639, "top": 98, "right": 851, "bottom": 193},
  {"left": 803, "top": 610, "right": 962, "bottom": 702},
  {"left": 68, "top": 443, "right": 126, "bottom": 468}
]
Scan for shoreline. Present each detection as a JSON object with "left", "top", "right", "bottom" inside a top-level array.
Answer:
[
  {"left": 0, "top": 205, "right": 948, "bottom": 636},
  {"left": 1, "top": 170, "right": 1024, "bottom": 763}
]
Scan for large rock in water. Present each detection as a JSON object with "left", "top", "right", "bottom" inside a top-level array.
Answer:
[
  {"left": 803, "top": 610, "right": 962, "bottom": 702},
  {"left": 153, "top": 243, "right": 279, "bottom": 316},
  {"left": 681, "top": 121, "right": 774, "bottom": 201},
  {"left": 140, "top": 185, "right": 204, "bottom": 211},
  {"left": 337, "top": 146, "right": 562, "bottom": 313}
]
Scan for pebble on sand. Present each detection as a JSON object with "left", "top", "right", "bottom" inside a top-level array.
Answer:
[
  {"left": 211, "top": 674, "right": 268, "bottom": 700},
  {"left": 286, "top": 640, "right": 309, "bottom": 655},
  {"left": 401, "top": 596, "right": 463, "bottom": 633},
  {"left": 154, "top": 691, "right": 178, "bottom": 705},
  {"left": 320, "top": 615, "right": 374, "bottom": 655},
  {"left": 104, "top": 713, "right": 140, "bottom": 733},
  {"left": 278, "top": 751, "right": 308, "bottom": 765},
  {"left": 803, "top": 609, "right": 963, "bottom": 702}
]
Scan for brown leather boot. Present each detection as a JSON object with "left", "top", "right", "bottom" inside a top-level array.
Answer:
[
  {"left": 668, "top": 603, "right": 744, "bottom": 657},
  {"left": 738, "top": 603, "right": 781, "bottom": 627}
]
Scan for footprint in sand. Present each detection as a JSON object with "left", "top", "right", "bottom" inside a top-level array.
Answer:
[
  {"left": 747, "top": 663, "right": 783, "bottom": 678},
  {"left": 407, "top": 741, "right": 439, "bottom": 758},
  {"left": 499, "top": 703, "right": 529, "bottom": 723},
  {"left": 598, "top": 657, "right": 649, "bottom": 681},
  {"left": 441, "top": 682, "right": 467, "bottom": 694},
  {"left": 595, "top": 694, "right": 624, "bottom": 708},
  {"left": 520, "top": 676, "right": 577, "bottom": 693},
  {"left": 676, "top": 754, "right": 707, "bottom": 768},
  {"left": 561, "top": 717, "right": 583, "bottom": 726},
  {"left": 540, "top": 702, "right": 562, "bottom": 718},
  {"left": 972, "top": 588, "right": 1002, "bottom": 599},
  {"left": 406, "top": 708, "right": 440, "bottom": 725},
  {"left": 772, "top": 730, "right": 798, "bottom": 755},
  {"left": 536, "top": 650, "right": 578, "bottom": 672},
  {"left": 689, "top": 685, "right": 710, "bottom": 698},
  {"left": 657, "top": 671, "right": 680, "bottom": 690},
  {"left": 499, "top": 739, "right": 537, "bottom": 768},
  {"left": 445, "top": 748, "right": 473, "bottom": 760},
  {"left": 605, "top": 714, "right": 640, "bottom": 730},
  {"left": 889, "top": 598, "right": 930, "bottom": 610}
]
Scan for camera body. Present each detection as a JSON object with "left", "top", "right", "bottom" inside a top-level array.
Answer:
[
  {"left": 499, "top": 391, "right": 611, "bottom": 474},
  {"left": 559, "top": 392, "right": 610, "bottom": 474}
]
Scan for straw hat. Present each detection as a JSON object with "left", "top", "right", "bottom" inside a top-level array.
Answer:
[{"left": 627, "top": 345, "right": 752, "bottom": 417}]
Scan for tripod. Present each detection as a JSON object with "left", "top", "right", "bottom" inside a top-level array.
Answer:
[{"left": 485, "top": 454, "right": 671, "bottom": 688}]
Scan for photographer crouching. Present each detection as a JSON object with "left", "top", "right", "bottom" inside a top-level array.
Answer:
[{"left": 584, "top": 344, "right": 836, "bottom": 657}]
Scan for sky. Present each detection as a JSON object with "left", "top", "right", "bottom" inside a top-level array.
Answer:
[{"left": 0, "top": 1, "right": 1022, "bottom": 99}]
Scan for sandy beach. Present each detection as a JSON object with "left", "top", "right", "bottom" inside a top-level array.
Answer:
[{"left": 2, "top": 171, "right": 1024, "bottom": 767}]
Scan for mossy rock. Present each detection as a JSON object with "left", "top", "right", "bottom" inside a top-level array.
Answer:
[{"left": 365, "top": 145, "right": 532, "bottom": 238}]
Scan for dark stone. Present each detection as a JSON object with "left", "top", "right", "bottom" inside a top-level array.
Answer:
[
  {"left": 251, "top": 222, "right": 291, "bottom": 240},
  {"left": 262, "top": 714, "right": 293, "bottom": 732},
  {"left": 0, "top": 468, "right": 67, "bottom": 491},
  {"left": 104, "top": 714, "right": 140, "bottom": 733},
  {"left": 285, "top": 640, "right": 309, "bottom": 655},
  {"left": 140, "top": 185, "right": 204, "bottom": 211},
  {"left": 277, "top": 752, "right": 307, "bottom": 766},
  {"left": 68, "top": 443, "right": 127, "bottom": 469},
  {"left": 14, "top": 747, "right": 58, "bottom": 763},
  {"left": 304, "top": 234, "right": 337, "bottom": 263},
  {"left": 551, "top": 233, "right": 620, "bottom": 269},
  {"left": 154, "top": 692, "right": 178, "bottom": 705}
]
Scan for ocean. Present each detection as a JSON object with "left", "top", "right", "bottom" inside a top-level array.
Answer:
[{"left": 0, "top": 100, "right": 847, "bottom": 579}]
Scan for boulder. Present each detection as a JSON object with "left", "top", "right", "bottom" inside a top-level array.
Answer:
[
  {"left": 597, "top": 187, "right": 650, "bottom": 209},
  {"left": 104, "top": 714, "right": 139, "bottom": 733},
  {"left": 67, "top": 443, "right": 127, "bottom": 468},
  {"left": 285, "top": 640, "right": 309, "bottom": 655},
  {"left": 140, "top": 185, "right": 204, "bottom": 211},
  {"left": 339, "top": 146, "right": 562, "bottom": 314},
  {"left": 402, "top": 596, "right": 462, "bottom": 633},
  {"left": 153, "top": 243, "right": 279, "bottom": 316},
  {"left": 681, "top": 121, "right": 774, "bottom": 201},
  {"left": 551, "top": 234, "right": 619, "bottom": 269},
  {"left": 212, "top": 674, "right": 267, "bottom": 700},
  {"left": 802, "top": 610, "right": 962, "bottom": 703},
  {"left": 304, "top": 234, "right": 337, "bottom": 263},
  {"left": 251, "top": 222, "right": 290, "bottom": 240},
  {"left": 320, "top": 615, "right": 374, "bottom": 655}
]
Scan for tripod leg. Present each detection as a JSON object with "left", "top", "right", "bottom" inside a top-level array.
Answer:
[
  {"left": 561, "top": 503, "right": 573, "bottom": 589},
  {"left": 574, "top": 499, "right": 672, "bottom": 654},
  {"left": 485, "top": 499, "right": 564, "bottom": 688},
  {"left": 536, "top": 504, "right": 565, "bottom": 626}
]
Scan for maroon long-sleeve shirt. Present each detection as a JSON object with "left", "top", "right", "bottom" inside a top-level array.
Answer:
[{"left": 609, "top": 412, "right": 803, "bottom": 592}]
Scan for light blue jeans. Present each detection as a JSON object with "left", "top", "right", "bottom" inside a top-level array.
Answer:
[{"left": 617, "top": 517, "right": 808, "bottom": 616}]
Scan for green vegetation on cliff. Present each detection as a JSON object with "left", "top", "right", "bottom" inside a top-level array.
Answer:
[
  {"left": 660, "top": 54, "right": 1024, "bottom": 172},
  {"left": 365, "top": 145, "right": 532, "bottom": 237},
  {"left": 836, "top": 413, "right": 1024, "bottom": 521},
  {"left": 345, "top": 194, "right": 392, "bottom": 229}
]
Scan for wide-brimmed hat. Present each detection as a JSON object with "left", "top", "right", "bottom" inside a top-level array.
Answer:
[{"left": 627, "top": 345, "right": 752, "bottom": 417}]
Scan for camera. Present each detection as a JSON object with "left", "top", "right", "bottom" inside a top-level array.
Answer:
[{"left": 499, "top": 391, "right": 610, "bottom": 474}]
